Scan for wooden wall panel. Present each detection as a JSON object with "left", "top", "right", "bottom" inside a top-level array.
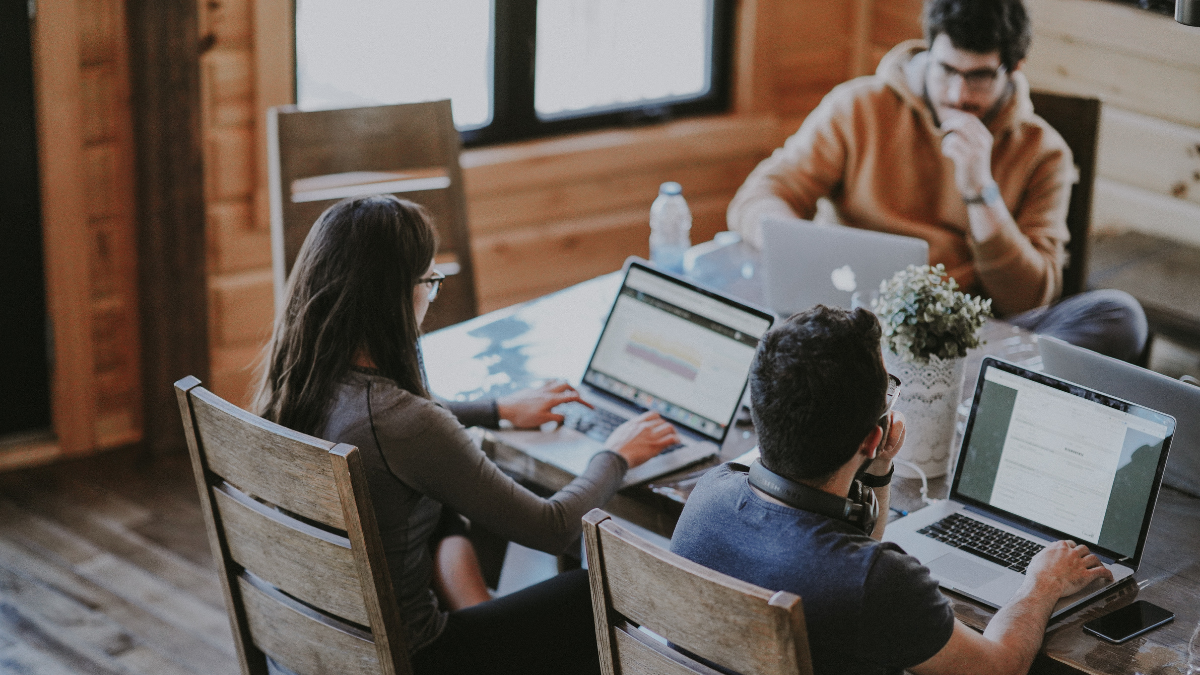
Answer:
[
  {"left": 21, "top": 0, "right": 141, "bottom": 467},
  {"left": 1022, "top": 0, "right": 1200, "bottom": 243},
  {"left": 198, "top": 0, "right": 271, "bottom": 406}
]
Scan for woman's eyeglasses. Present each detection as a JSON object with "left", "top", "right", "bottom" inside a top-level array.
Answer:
[{"left": 418, "top": 270, "right": 446, "bottom": 302}]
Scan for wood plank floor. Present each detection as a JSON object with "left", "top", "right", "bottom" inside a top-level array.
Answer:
[{"left": 0, "top": 446, "right": 239, "bottom": 675}]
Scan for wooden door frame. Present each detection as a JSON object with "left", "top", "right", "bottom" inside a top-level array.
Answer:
[{"left": 29, "top": 0, "right": 96, "bottom": 458}]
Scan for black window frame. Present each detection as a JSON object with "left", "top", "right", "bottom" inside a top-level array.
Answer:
[{"left": 293, "top": 0, "right": 737, "bottom": 148}]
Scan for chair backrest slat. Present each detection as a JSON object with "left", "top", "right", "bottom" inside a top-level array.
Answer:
[
  {"left": 176, "top": 376, "right": 411, "bottom": 675},
  {"left": 213, "top": 483, "right": 369, "bottom": 626},
  {"left": 189, "top": 387, "right": 345, "bottom": 530},
  {"left": 584, "top": 509, "right": 812, "bottom": 675},
  {"left": 238, "top": 572, "right": 381, "bottom": 675},
  {"left": 612, "top": 625, "right": 727, "bottom": 675},
  {"left": 268, "top": 99, "right": 477, "bottom": 332}
]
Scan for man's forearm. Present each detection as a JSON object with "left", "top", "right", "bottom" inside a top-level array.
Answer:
[
  {"left": 978, "top": 580, "right": 1059, "bottom": 674},
  {"left": 869, "top": 484, "right": 890, "bottom": 541}
]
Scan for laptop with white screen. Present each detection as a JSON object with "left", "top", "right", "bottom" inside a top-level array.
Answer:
[
  {"left": 760, "top": 217, "right": 928, "bottom": 316},
  {"left": 494, "top": 259, "right": 775, "bottom": 488},
  {"left": 1039, "top": 335, "right": 1200, "bottom": 497},
  {"left": 885, "top": 357, "right": 1175, "bottom": 619}
]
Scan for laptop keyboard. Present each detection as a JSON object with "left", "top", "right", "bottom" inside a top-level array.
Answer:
[
  {"left": 557, "top": 402, "right": 683, "bottom": 454},
  {"left": 918, "top": 513, "right": 1045, "bottom": 574}
]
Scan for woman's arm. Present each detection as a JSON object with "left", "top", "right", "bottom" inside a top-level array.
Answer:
[{"left": 379, "top": 397, "right": 626, "bottom": 554}]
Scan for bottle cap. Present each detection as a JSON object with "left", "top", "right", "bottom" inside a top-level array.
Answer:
[{"left": 658, "top": 181, "right": 682, "bottom": 196}]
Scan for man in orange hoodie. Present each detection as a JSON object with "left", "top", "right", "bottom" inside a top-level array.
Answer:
[{"left": 728, "top": 0, "right": 1146, "bottom": 362}]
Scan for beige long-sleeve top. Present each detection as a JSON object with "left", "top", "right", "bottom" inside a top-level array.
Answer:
[
  {"left": 728, "top": 40, "right": 1074, "bottom": 316},
  {"left": 318, "top": 369, "right": 627, "bottom": 652}
]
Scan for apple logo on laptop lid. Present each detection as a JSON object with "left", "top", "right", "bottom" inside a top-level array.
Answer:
[{"left": 831, "top": 264, "right": 857, "bottom": 293}]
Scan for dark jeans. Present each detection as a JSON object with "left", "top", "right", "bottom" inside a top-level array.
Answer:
[
  {"left": 1008, "top": 289, "right": 1148, "bottom": 363},
  {"left": 411, "top": 568, "right": 602, "bottom": 675}
]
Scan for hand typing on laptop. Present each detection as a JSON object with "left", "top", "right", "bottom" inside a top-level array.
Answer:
[
  {"left": 496, "top": 379, "right": 592, "bottom": 428},
  {"left": 602, "top": 411, "right": 682, "bottom": 468}
]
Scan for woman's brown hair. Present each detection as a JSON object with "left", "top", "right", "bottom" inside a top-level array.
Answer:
[{"left": 253, "top": 195, "right": 438, "bottom": 435}]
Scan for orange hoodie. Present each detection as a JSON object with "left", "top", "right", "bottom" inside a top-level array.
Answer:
[{"left": 727, "top": 40, "right": 1073, "bottom": 316}]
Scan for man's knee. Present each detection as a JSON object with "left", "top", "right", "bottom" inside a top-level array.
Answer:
[{"left": 1052, "top": 289, "right": 1148, "bottom": 363}]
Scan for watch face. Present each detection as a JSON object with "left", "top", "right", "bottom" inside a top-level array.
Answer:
[{"left": 982, "top": 182, "right": 1001, "bottom": 205}]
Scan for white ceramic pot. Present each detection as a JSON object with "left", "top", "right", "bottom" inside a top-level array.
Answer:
[{"left": 882, "top": 351, "right": 966, "bottom": 479}]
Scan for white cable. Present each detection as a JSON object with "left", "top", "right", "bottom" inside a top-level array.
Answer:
[{"left": 893, "top": 458, "right": 939, "bottom": 506}]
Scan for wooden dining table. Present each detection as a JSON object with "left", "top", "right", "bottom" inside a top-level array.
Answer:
[{"left": 423, "top": 250, "right": 1200, "bottom": 675}]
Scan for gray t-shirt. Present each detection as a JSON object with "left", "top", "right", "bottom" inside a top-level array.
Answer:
[
  {"left": 319, "top": 369, "right": 627, "bottom": 652},
  {"left": 670, "top": 464, "right": 955, "bottom": 675}
]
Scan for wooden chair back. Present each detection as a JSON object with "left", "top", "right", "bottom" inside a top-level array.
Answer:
[
  {"left": 1030, "top": 91, "right": 1102, "bottom": 299},
  {"left": 582, "top": 509, "right": 813, "bottom": 675},
  {"left": 174, "top": 376, "right": 410, "bottom": 675},
  {"left": 267, "top": 99, "right": 477, "bottom": 331}
]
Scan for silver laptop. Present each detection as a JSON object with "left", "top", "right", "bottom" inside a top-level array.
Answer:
[
  {"left": 886, "top": 357, "right": 1175, "bottom": 618},
  {"left": 1039, "top": 335, "right": 1200, "bottom": 497},
  {"left": 495, "top": 259, "right": 775, "bottom": 488},
  {"left": 760, "top": 217, "right": 929, "bottom": 315}
]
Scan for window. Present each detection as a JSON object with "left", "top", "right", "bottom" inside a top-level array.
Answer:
[{"left": 294, "top": 0, "right": 735, "bottom": 146}]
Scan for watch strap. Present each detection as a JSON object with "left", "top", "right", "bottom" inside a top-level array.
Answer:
[
  {"left": 964, "top": 182, "right": 1001, "bottom": 206},
  {"left": 858, "top": 464, "right": 894, "bottom": 488}
]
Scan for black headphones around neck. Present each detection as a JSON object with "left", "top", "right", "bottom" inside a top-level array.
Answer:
[{"left": 747, "top": 459, "right": 879, "bottom": 535}]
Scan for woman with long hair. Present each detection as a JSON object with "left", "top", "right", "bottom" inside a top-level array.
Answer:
[{"left": 254, "top": 195, "right": 678, "bottom": 674}]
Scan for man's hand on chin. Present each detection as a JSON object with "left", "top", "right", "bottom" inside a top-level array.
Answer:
[{"left": 939, "top": 109, "right": 995, "bottom": 198}]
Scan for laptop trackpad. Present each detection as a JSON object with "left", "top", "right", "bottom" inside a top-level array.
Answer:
[{"left": 927, "top": 553, "right": 1005, "bottom": 589}]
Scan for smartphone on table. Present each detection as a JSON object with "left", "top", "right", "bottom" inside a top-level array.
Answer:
[{"left": 1082, "top": 600, "right": 1174, "bottom": 644}]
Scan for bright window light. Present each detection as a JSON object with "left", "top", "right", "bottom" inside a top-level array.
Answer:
[
  {"left": 294, "top": 0, "right": 493, "bottom": 129},
  {"left": 534, "top": 0, "right": 711, "bottom": 119}
]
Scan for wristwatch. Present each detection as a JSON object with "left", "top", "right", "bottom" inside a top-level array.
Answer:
[
  {"left": 858, "top": 464, "right": 894, "bottom": 488},
  {"left": 964, "top": 182, "right": 1002, "bottom": 206}
]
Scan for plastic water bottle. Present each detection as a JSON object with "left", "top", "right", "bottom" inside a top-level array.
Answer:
[{"left": 649, "top": 182, "right": 692, "bottom": 274}]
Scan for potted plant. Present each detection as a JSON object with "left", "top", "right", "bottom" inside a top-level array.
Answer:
[{"left": 871, "top": 264, "right": 992, "bottom": 478}]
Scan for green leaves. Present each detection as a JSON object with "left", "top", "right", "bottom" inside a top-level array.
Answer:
[{"left": 871, "top": 264, "right": 993, "bottom": 363}]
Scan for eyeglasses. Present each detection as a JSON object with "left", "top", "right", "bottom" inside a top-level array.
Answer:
[
  {"left": 417, "top": 270, "right": 445, "bottom": 302},
  {"left": 880, "top": 373, "right": 902, "bottom": 426},
  {"left": 933, "top": 61, "right": 1006, "bottom": 92}
]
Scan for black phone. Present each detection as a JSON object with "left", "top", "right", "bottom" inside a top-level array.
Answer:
[{"left": 1082, "top": 601, "right": 1175, "bottom": 644}]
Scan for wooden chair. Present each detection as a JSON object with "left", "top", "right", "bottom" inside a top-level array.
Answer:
[
  {"left": 174, "top": 376, "right": 411, "bottom": 675},
  {"left": 582, "top": 509, "right": 813, "bottom": 675},
  {"left": 1029, "top": 91, "right": 1102, "bottom": 299},
  {"left": 267, "top": 100, "right": 477, "bottom": 331}
]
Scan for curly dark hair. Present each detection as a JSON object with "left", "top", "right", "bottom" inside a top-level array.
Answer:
[
  {"left": 924, "top": 0, "right": 1032, "bottom": 71},
  {"left": 750, "top": 306, "right": 889, "bottom": 483}
]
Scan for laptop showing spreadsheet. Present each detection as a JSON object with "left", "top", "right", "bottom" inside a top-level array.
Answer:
[
  {"left": 885, "top": 357, "right": 1175, "bottom": 619},
  {"left": 494, "top": 259, "right": 775, "bottom": 487}
]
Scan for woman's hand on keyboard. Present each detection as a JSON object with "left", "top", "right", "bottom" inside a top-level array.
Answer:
[
  {"left": 604, "top": 411, "right": 681, "bottom": 468},
  {"left": 497, "top": 380, "right": 591, "bottom": 428}
]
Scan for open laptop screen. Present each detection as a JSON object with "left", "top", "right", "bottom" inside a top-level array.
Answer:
[
  {"left": 583, "top": 264, "right": 772, "bottom": 442},
  {"left": 952, "top": 358, "right": 1175, "bottom": 563}
]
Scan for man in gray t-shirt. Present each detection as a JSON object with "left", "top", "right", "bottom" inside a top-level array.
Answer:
[{"left": 671, "top": 306, "right": 1113, "bottom": 675}]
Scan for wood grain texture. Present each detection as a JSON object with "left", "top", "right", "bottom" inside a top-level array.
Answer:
[
  {"left": 31, "top": 0, "right": 97, "bottom": 454},
  {"left": 268, "top": 101, "right": 478, "bottom": 331},
  {"left": 1098, "top": 107, "right": 1200, "bottom": 207},
  {"left": 331, "top": 444, "right": 411, "bottom": 675},
  {"left": 238, "top": 573, "right": 380, "bottom": 675},
  {"left": 128, "top": 0, "right": 211, "bottom": 455},
  {"left": 583, "top": 509, "right": 813, "bottom": 675},
  {"left": 175, "top": 376, "right": 265, "bottom": 675},
  {"left": 212, "top": 483, "right": 368, "bottom": 626},
  {"left": 1093, "top": 178, "right": 1200, "bottom": 246},
  {"left": 187, "top": 385, "right": 345, "bottom": 530}
]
